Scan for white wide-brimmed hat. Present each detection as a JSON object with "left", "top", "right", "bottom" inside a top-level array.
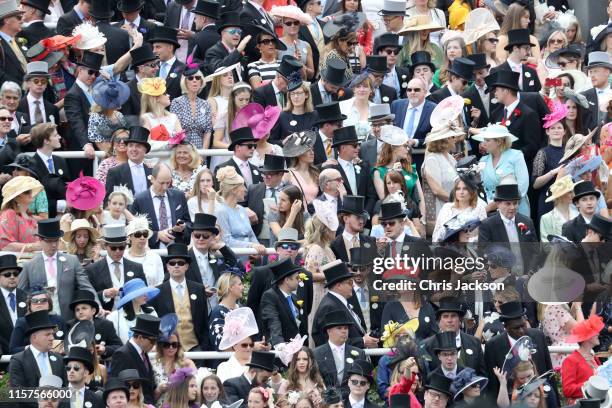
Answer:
[
  {"left": 424, "top": 122, "right": 465, "bottom": 144},
  {"left": 379, "top": 125, "right": 408, "bottom": 146},
  {"left": 463, "top": 8, "right": 500, "bottom": 44},
  {"left": 430, "top": 95, "right": 465, "bottom": 127},
  {"left": 471, "top": 124, "right": 518, "bottom": 145},
  {"left": 270, "top": 5, "right": 313, "bottom": 25},
  {"left": 72, "top": 22, "right": 107, "bottom": 50},
  {"left": 218, "top": 307, "right": 259, "bottom": 351}
]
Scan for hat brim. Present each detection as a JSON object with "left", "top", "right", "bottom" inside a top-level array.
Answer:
[
  {"left": 35, "top": 231, "right": 65, "bottom": 239},
  {"left": 324, "top": 272, "right": 356, "bottom": 288},
  {"left": 320, "top": 67, "right": 351, "bottom": 88},
  {"left": 369, "top": 113, "right": 395, "bottom": 122},
  {"left": 377, "top": 9, "right": 407, "bottom": 16},
  {"left": 147, "top": 38, "right": 180, "bottom": 48},
  {"left": 314, "top": 113, "right": 347, "bottom": 125},
  {"left": 25, "top": 323, "right": 58, "bottom": 337},
  {"left": 64, "top": 355, "right": 94, "bottom": 372},
  {"left": 116, "top": 286, "right": 160, "bottom": 309},
  {"left": 424, "top": 384, "right": 453, "bottom": 397},
  {"left": 409, "top": 62, "right": 436, "bottom": 75},
  {"left": 0, "top": 265, "right": 21, "bottom": 273},
  {"left": 271, "top": 265, "right": 302, "bottom": 284},
  {"left": 162, "top": 254, "right": 192, "bottom": 263},
  {"left": 1, "top": 163, "right": 38, "bottom": 178},
  {"left": 117, "top": 0, "right": 145, "bottom": 12},
  {"left": 69, "top": 299, "right": 99, "bottom": 312},
  {"left": 322, "top": 319, "right": 355, "bottom": 329},
  {"left": 503, "top": 40, "right": 536, "bottom": 51},
  {"left": 493, "top": 194, "right": 522, "bottom": 202},
  {"left": 379, "top": 210, "right": 406, "bottom": 221},
  {"left": 190, "top": 224, "right": 220, "bottom": 235},
  {"left": 125, "top": 139, "right": 152, "bottom": 153},
  {"left": 246, "top": 361, "right": 275, "bottom": 371},
  {"left": 228, "top": 137, "right": 258, "bottom": 151},
  {"left": 454, "top": 377, "right": 489, "bottom": 400},
  {"left": 499, "top": 309, "right": 526, "bottom": 322},
  {"left": 21, "top": 1, "right": 51, "bottom": 14},
  {"left": 64, "top": 226, "right": 100, "bottom": 244},
  {"left": 587, "top": 62, "right": 612, "bottom": 71},
  {"left": 572, "top": 190, "right": 601, "bottom": 203},
  {"left": 100, "top": 237, "right": 129, "bottom": 245},
  {"left": 1, "top": 182, "right": 44, "bottom": 210},
  {"left": 435, "top": 308, "right": 466, "bottom": 318},
  {"left": 131, "top": 328, "right": 160, "bottom": 338}
]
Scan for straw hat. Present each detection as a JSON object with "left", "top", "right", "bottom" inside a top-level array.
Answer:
[
  {"left": 63, "top": 219, "right": 100, "bottom": 243},
  {"left": 270, "top": 5, "right": 313, "bottom": 25},
  {"left": 463, "top": 8, "right": 500, "bottom": 44},
  {"left": 138, "top": 77, "right": 167, "bottom": 97},
  {"left": 471, "top": 124, "right": 518, "bottom": 145},
  {"left": 398, "top": 15, "right": 444, "bottom": 35},
  {"left": 203, "top": 62, "right": 242, "bottom": 83},
  {"left": 1, "top": 176, "right": 43, "bottom": 210},
  {"left": 545, "top": 175, "right": 574, "bottom": 202},
  {"left": 72, "top": 22, "right": 107, "bottom": 50},
  {"left": 559, "top": 128, "right": 596, "bottom": 163},
  {"left": 424, "top": 122, "right": 466, "bottom": 144}
]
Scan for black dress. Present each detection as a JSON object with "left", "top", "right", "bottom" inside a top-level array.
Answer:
[
  {"left": 532, "top": 144, "right": 564, "bottom": 220},
  {"left": 380, "top": 300, "right": 438, "bottom": 341},
  {"left": 270, "top": 111, "right": 318, "bottom": 144}
]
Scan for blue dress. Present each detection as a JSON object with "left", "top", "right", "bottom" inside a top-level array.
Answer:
[
  {"left": 479, "top": 149, "right": 530, "bottom": 216},
  {"left": 215, "top": 203, "right": 260, "bottom": 259}
]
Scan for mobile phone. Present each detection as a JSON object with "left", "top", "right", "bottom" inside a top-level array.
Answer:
[
  {"left": 545, "top": 78, "right": 562, "bottom": 87},
  {"left": 207, "top": 287, "right": 218, "bottom": 293}
]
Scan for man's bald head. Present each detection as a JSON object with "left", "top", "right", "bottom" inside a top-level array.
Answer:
[{"left": 407, "top": 78, "right": 426, "bottom": 106}]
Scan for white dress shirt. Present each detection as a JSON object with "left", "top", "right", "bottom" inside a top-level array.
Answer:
[
  {"left": 42, "top": 252, "right": 60, "bottom": 308},
  {"left": 503, "top": 99, "right": 520, "bottom": 121},
  {"left": 404, "top": 101, "right": 424, "bottom": 145},
  {"left": 170, "top": 277, "right": 187, "bottom": 297},
  {"left": 150, "top": 188, "right": 171, "bottom": 229},
  {"left": 349, "top": 396, "right": 366, "bottom": 408},
  {"left": 1, "top": 287, "right": 17, "bottom": 324},
  {"left": 338, "top": 157, "right": 357, "bottom": 194},
  {"left": 27, "top": 92, "right": 46, "bottom": 124},
  {"left": 30, "top": 344, "right": 52, "bottom": 375},
  {"left": 499, "top": 213, "right": 519, "bottom": 243},
  {"left": 507, "top": 59, "right": 523, "bottom": 89}
]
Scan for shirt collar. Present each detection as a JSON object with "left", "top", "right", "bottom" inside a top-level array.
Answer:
[
  {"left": 27, "top": 93, "right": 42, "bottom": 104},
  {"left": 233, "top": 155, "right": 248, "bottom": 167},
  {"left": 37, "top": 149, "right": 52, "bottom": 162},
  {"left": 75, "top": 79, "right": 92, "bottom": 94},
  {"left": 507, "top": 59, "right": 522, "bottom": 71},
  {"left": 505, "top": 99, "right": 520, "bottom": 117},
  {"left": 0, "top": 286, "right": 14, "bottom": 300},
  {"left": 442, "top": 366, "right": 457, "bottom": 376},
  {"left": 395, "top": 232, "right": 406, "bottom": 243},
  {"left": 42, "top": 252, "right": 57, "bottom": 262},
  {"left": 328, "top": 340, "right": 345, "bottom": 353},
  {"left": 337, "top": 157, "right": 353, "bottom": 168},
  {"left": 0, "top": 32, "right": 12, "bottom": 43},
  {"left": 30, "top": 344, "right": 47, "bottom": 358},
  {"left": 170, "top": 278, "right": 186, "bottom": 291},
  {"left": 499, "top": 213, "right": 515, "bottom": 225},
  {"left": 342, "top": 230, "right": 357, "bottom": 242},
  {"left": 129, "top": 338, "right": 143, "bottom": 355},
  {"left": 408, "top": 100, "right": 424, "bottom": 110},
  {"left": 127, "top": 15, "right": 141, "bottom": 27},
  {"left": 353, "top": 283, "right": 367, "bottom": 293},
  {"left": 162, "top": 56, "right": 176, "bottom": 68},
  {"left": 349, "top": 396, "right": 365, "bottom": 407},
  {"left": 128, "top": 159, "right": 143, "bottom": 167},
  {"left": 323, "top": 192, "right": 337, "bottom": 202},
  {"left": 329, "top": 290, "right": 348, "bottom": 306},
  {"left": 150, "top": 187, "right": 166, "bottom": 199},
  {"left": 106, "top": 256, "right": 123, "bottom": 268},
  {"left": 448, "top": 85, "right": 458, "bottom": 96}
]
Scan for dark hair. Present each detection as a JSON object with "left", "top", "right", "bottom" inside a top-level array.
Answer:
[
  {"left": 279, "top": 185, "right": 306, "bottom": 236},
  {"left": 557, "top": 73, "right": 575, "bottom": 89},
  {"left": 341, "top": 0, "right": 362, "bottom": 12},
  {"left": 285, "top": 347, "right": 326, "bottom": 391},
  {"left": 199, "top": 374, "right": 227, "bottom": 405},
  {"left": 27, "top": 290, "right": 53, "bottom": 313}
]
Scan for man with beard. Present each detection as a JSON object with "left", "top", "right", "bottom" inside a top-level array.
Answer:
[
  {"left": 331, "top": 196, "right": 376, "bottom": 262},
  {"left": 223, "top": 351, "right": 276, "bottom": 408}
]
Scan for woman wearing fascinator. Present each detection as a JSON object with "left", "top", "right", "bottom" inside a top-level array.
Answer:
[
  {"left": 139, "top": 77, "right": 183, "bottom": 151},
  {"left": 232, "top": 102, "right": 283, "bottom": 168},
  {"left": 161, "top": 367, "right": 199, "bottom": 408},
  {"left": 87, "top": 79, "right": 130, "bottom": 153},
  {"left": 563, "top": 87, "right": 589, "bottom": 136},
  {"left": 282, "top": 131, "right": 321, "bottom": 206},
  {"left": 320, "top": 13, "right": 367, "bottom": 81},
  {"left": 103, "top": 185, "right": 135, "bottom": 225},
  {"left": 276, "top": 346, "right": 326, "bottom": 407}
]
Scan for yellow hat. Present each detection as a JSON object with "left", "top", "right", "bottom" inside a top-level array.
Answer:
[
  {"left": 1, "top": 176, "right": 43, "bottom": 210},
  {"left": 448, "top": 0, "right": 470, "bottom": 30},
  {"left": 138, "top": 77, "right": 166, "bottom": 97},
  {"left": 545, "top": 175, "right": 575, "bottom": 203}
]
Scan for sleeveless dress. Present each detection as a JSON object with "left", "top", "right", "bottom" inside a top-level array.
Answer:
[
  {"left": 144, "top": 112, "right": 179, "bottom": 151},
  {"left": 210, "top": 95, "right": 230, "bottom": 171},
  {"left": 304, "top": 244, "right": 335, "bottom": 348},
  {"left": 287, "top": 169, "right": 319, "bottom": 205}
]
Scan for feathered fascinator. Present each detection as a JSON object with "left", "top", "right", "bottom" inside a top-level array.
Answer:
[
  {"left": 322, "top": 388, "right": 342, "bottom": 404},
  {"left": 563, "top": 87, "right": 589, "bottom": 109},
  {"left": 168, "top": 130, "right": 187, "bottom": 146},
  {"left": 112, "top": 184, "right": 134, "bottom": 205},
  {"left": 66, "top": 172, "right": 105, "bottom": 211},
  {"left": 158, "top": 313, "right": 178, "bottom": 343},
  {"left": 138, "top": 77, "right": 167, "bottom": 97},
  {"left": 543, "top": 101, "right": 569, "bottom": 129},
  {"left": 218, "top": 307, "right": 259, "bottom": 351},
  {"left": 168, "top": 367, "right": 196, "bottom": 386},
  {"left": 274, "top": 335, "right": 307, "bottom": 366},
  {"left": 313, "top": 199, "right": 339, "bottom": 232},
  {"left": 72, "top": 22, "right": 107, "bottom": 50}
]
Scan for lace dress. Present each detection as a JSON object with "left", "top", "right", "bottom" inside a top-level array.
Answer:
[
  {"left": 304, "top": 244, "right": 335, "bottom": 348},
  {"left": 152, "top": 358, "right": 180, "bottom": 407}
]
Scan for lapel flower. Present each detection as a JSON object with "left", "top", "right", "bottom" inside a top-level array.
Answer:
[
  {"left": 513, "top": 108, "right": 522, "bottom": 118},
  {"left": 371, "top": 295, "right": 379, "bottom": 302},
  {"left": 139, "top": 27, "right": 147, "bottom": 33},
  {"left": 355, "top": 165, "right": 361, "bottom": 174},
  {"left": 337, "top": 88, "right": 345, "bottom": 98},
  {"left": 350, "top": 350, "right": 359, "bottom": 356},
  {"left": 298, "top": 272, "right": 309, "bottom": 282},
  {"left": 517, "top": 222, "right": 530, "bottom": 236},
  {"left": 296, "top": 300, "right": 304, "bottom": 308},
  {"left": 17, "top": 37, "right": 27, "bottom": 46},
  {"left": 464, "top": 98, "right": 472, "bottom": 105}
]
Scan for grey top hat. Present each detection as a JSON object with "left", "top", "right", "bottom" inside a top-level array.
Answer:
[
  {"left": 587, "top": 51, "right": 612, "bottom": 71},
  {"left": 369, "top": 103, "right": 395, "bottom": 122},
  {"left": 378, "top": 0, "right": 407, "bottom": 16},
  {"left": 581, "top": 375, "right": 610, "bottom": 405},
  {"left": 101, "top": 224, "right": 128, "bottom": 244},
  {"left": 0, "top": 0, "right": 22, "bottom": 19},
  {"left": 276, "top": 227, "right": 299, "bottom": 244},
  {"left": 24, "top": 61, "right": 50, "bottom": 79}
]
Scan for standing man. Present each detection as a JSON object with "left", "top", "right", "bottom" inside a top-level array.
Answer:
[
  {"left": 19, "top": 219, "right": 98, "bottom": 320},
  {"left": 314, "top": 102, "right": 345, "bottom": 164},
  {"left": 121, "top": 44, "right": 159, "bottom": 116},
  {"left": 189, "top": 0, "right": 220, "bottom": 63},
  {"left": 360, "top": 104, "right": 394, "bottom": 167},
  {"left": 149, "top": 243, "right": 210, "bottom": 352},
  {"left": 410, "top": 51, "right": 438, "bottom": 94},
  {"left": 114, "top": 0, "right": 157, "bottom": 42},
  {"left": 310, "top": 58, "right": 352, "bottom": 106},
  {"left": 330, "top": 196, "right": 376, "bottom": 262},
  {"left": 17, "top": 0, "right": 55, "bottom": 46},
  {"left": 0, "top": 254, "right": 27, "bottom": 355},
  {"left": 427, "top": 58, "right": 475, "bottom": 104},
  {"left": 223, "top": 351, "right": 276, "bottom": 408},
  {"left": 491, "top": 29, "right": 541, "bottom": 93},
  {"left": 56, "top": 0, "right": 90, "bottom": 36},
  {"left": 240, "top": 0, "right": 274, "bottom": 62},
  {"left": 375, "top": 33, "right": 409, "bottom": 99},
  {"left": 428, "top": 331, "right": 465, "bottom": 378},
  {"left": 310, "top": 168, "right": 346, "bottom": 215},
  {"left": 367, "top": 55, "right": 396, "bottom": 105},
  {"left": 347, "top": 246, "right": 381, "bottom": 339},
  {"left": 85, "top": 224, "right": 146, "bottom": 311},
  {"left": 581, "top": 51, "right": 612, "bottom": 130},
  {"left": 253, "top": 55, "right": 302, "bottom": 108},
  {"left": 109, "top": 315, "right": 160, "bottom": 405},
  {"left": 18, "top": 62, "right": 60, "bottom": 131},
  {"left": 298, "top": 0, "right": 324, "bottom": 78},
  {"left": 379, "top": 0, "right": 405, "bottom": 35},
  {"left": 164, "top": 0, "right": 196, "bottom": 62},
  {"left": 131, "top": 162, "right": 189, "bottom": 249},
  {"left": 148, "top": 26, "right": 185, "bottom": 100},
  {"left": 462, "top": 53, "right": 491, "bottom": 129},
  {"left": 562, "top": 181, "right": 602, "bottom": 243},
  {"left": 215, "top": 127, "right": 263, "bottom": 188},
  {"left": 0, "top": 0, "right": 27, "bottom": 84},
  {"left": 204, "top": 12, "right": 249, "bottom": 77}
]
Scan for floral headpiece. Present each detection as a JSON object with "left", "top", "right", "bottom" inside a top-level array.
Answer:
[
  {"left": 111, "top": 184, "right": 134, "bottom": 205},
  {"left": 168, "top": 367, "right": 196, "bottom": 386},
  {"left": 138, "top": 77, "right": 167, "bottom": 97},
  {"left": 274, "top": 335, "right": 307, "bottom": 366},
  {"left": 543, "top": 101, "right": 569, "bottom": 129}
]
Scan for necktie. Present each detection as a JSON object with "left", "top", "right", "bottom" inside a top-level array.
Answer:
[
  {"left": 333, "top": 347, "right": 344, "bottom": 384},
  {"left": 74, "top": 389, "right": 81, "bottom": 408},
  {"left": 323, "top": 89, "right": 331, "bottom": 104},
  {"left": 277, "top": 91, "right": 285, "bottom": 107},
  {"left": 391, "top": 241, "right": 398, "bottom": 258},
  {"left": 46, "top": 257, "right": 56, "bottom": 280},
  {"left": 159, "top": 62, "right": 169, "bottom": 79},
  {"left": 351, "top": 235, "right": 359, "bottom": 249},
  {"left": 506, "top": 219, "right": 519, "bottom": 243},
  {"left": 113, "top": 261, "right": 121, "bottom": 282},
  {"left": 359, "top": 287, "right": 366, "bottom": 303},
  {"left": 176, "top": 283, "right": 184, "bottom": 298},
  {"left": 286, "top": 295, "right": 297, "bottom": 319},
  {"left": 404, "top": 107, "right": 416, "bottom": 139},
  {"left": 347, "top": 303, "right": 363, "bottom": 328},
  {"left": 34, "top": 100, "right": 43, "bottom": 124},
  {"left": 502, "top": 108, "right": 508, "bottom": 125},
  {"left": 157, "top": 196, "right": 169, "bottom": 230},
  {"left": 37, "top": 352, "right": 50, "bottom": 376},
  {"left": 47, "top": 157, "right": 54, "bottom": 174},
  {"left": 373, "top": 88, "right": 381, "bottom": 104},
  {"left": 181, "top": 9, "right": 191, "bottom": 29},
  {"left": 241, "top": 162, "right": 253, "bottom": 186},
  {"left": 9, "top": 38, "right": 27, "bottom": 71},
  {"left": 269, "top": 187, "right": 277, "bottom": 203},
  {"left": 141, "top": 351, "right": 150, "bottom": 371},
  {"left": 8, "top": 292, "right": 15, "bottom": 313},
  {"left": 326, "top": 139, "right": 333, "bottom": 158},
  {"left": 446, "top": 371, "right": 455, "bottom": 379}
]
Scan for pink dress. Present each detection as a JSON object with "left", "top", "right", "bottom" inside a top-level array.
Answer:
[
  {"left": 304, "top": 244, "right": 335, "bottom": 348},
  {"left": 287, "top": 169, "right": 319, "bottom": 205},
  {"left": 0, "top": 209, "right": 39, "bottom": 249},
  {"left": 542, "top": 304, "right": 574, "bottom": 368}
]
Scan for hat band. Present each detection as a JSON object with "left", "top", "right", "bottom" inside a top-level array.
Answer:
[{"left": 103, "top": 236, "right": 128, "bottom": 243}]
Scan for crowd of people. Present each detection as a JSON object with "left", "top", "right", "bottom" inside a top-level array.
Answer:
[{"left": 0, "top": 0, "right": 611, "bottom": 407}]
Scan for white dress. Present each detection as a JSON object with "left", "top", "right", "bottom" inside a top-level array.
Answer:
[
  {"left": 432, "top": 200, "right": 488, "bottom": 242},
  {"left": 188, "top": 197, "right": 214, "bottom": 219},
  {"left": 144, "top": 112, "right": 180, "bottom": 151},
  {"left": 210, "top": 95, "right": 230, "bottom": 171},
  {"left": 216, "top": 354, "right": 248, "bottom": 383},
  {"left": 339, "top": 98, "right": 373, "bottom": 141},
  {"left": 124, "top": 250, "right": 165, "bottom": 287},
  {"left": 250, "top": 144, "right": 283, "bottom": 168},
  {"left": 106, "top": 308, "right": 158, "bottom": 344}
]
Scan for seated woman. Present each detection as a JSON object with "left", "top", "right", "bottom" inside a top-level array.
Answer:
[
  {"left": 209, "top": 272, "right": 244, "bottom": 351},
  {"left": 139, "top": 77, "right": 183, "bottom": 151},
  {"left": 451, "top": 368, "right": 488, "bottom": 408},
  {"left": 539, "top": 176, "right": 578, "bottom": 241},
  {"left": 87, "top": 79, "right": 130, "bottom": 152},
  {"left": 187, "top": 168, "right": 216, "bottom": 219},
  {"left": 103, "top": 185, "right": 134, "bottom": 225},
  {"left": 270, "top": 82, "right": 317, "bottom": 144},
  {"left": 63, "top": 218, "right": 100, "bottom": 267},
  {"left": 276, "top": 346, "right": 325, "bottom": 404},
  {"left": 282, "top": 131, "right": 320, "bottom": 206},
  {"left": 231, "top": 103, "right": 282, "bottom": 168},
  {"left": 124, "top": 216, "right": 165, "bottom": 287},
  {"left": 0, "top": 176, "right": 44, "bottom": 252},
  {"left": 118, "top": 369, "right": 155, "bottom": 408},
  {"left": 269, "top": 185, "right": 308, "bottom": 244},
  {"left": 3, "top": 155, "right": 48, "bottom": 221},
  {"left": 169, "top": 141, "right": 204, "bottom": 197},
  {"left": 198, "top": 374, "right": 227, "bottom": 408},
  {"left": 160, "top": 367, "right": 199, "bottom": 408},
  {"left": 339, "top": 73, "right": 373, "bottom": 141},
  {"left": 95, "top": 127, "right": 129, "bottom": 185},
  {"left": 247, "top": 29, "right": 282, "bottom": 88}
]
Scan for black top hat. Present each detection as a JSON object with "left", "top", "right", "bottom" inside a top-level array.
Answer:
[
  {"left": 488, "top": 70, "right": 520, "bottom": 92},
  {"left": 130, "top": 44, "right": 157, "bottom": 68},
  {"left": 36, "top": 218, "right": 64, "bottom": 239},
  {"left": 389, "top": 394, "right": 411, "bottom": 408},
  {"left": 499, "top": 301, "right": 526, "bottom": 322},
  {"left": 374, "top": 33, "right": 400, "bottom": 53},
  {"left": 379, "top": 202, "right": 405, "bottom": 221},
  {"left": 323, "top": 260, "right": 356, "bottom": 288},
  {"left": 425, "top": 373, "right": 453, "bottom": 397},
  {"left": 126, "top": 126, "right": 152, "bottom": 152},
  {"left": 494, "top": 184, "right": 521, "bottom": 202},
  {"left": 64, "top": 346, "right": 94, "bottom": 373},
  {"left": 247, "top": 351, "right": 276, "bottom": 371},
  {"left": 103, "top": 378, "right": 129, "bottom": 403},
  {"left": 338, "top": 195, "right": 367, "bottom": 218},
  {"left": 409, "top": 51, "right": 436, "bottom": 75},
  {"left": 322, "top": 309, "right": 354, "bottom": 329},
  {"left": 348, "top": 246, "right": 376, "bottom": 267},
  {"left": 217, "top": 12, "right": 241, "bottom": 33},
  {"left": 191, "top": 213, "right": 219, "bottom": 234},
  {"left": 277, "top": 55, "right": 303, "bottom": 79},
  {"left": 118, "top": 368, "right": 146, "bottom": 383},
  {"left": 261, "top": 154, "right": 287, "bottom": 173},
  {"left": 89, "top": 0, "right": 114, "bottom": 20},
  {"left": 148, "top": 26, "right": 180, "bottom": 48},
  {"left": 270, "top": 257, "right": 302, "bottom": 284},
  {"left": 366, "top": 55, "right": 389, "bottom": 74},
  {"left": 25, "top": 310, "right": 57, "bottom": 336},
  {"left": 251, "top": 24, "right": 287, "bottom": 51},
  {"left": 21, "top": 0, "right": 51, "bottom": 14},
  {"left": 228, "top": 127, "right": 257, "bottom": 150},
  {"left": 346, "top": 359, "right": 374, "bottom": 383},
  {"left": 131, "top": 314, "right": 161, "bottom": 338},
  {"left": 162, "top": 243, "right": 192, "bottom": 263},
  {"left": 117, "top": 0, "right": 144, "bottom": 12},
  {"left": 332, "top": 125, "right": 359, "bottom": 147},
  {"left": 467, "top": 53, "right": 490, "bottom": 70},
  {"left": 77, "top": 51, "right": 104, "bottom": 71},
  {"left": 435, "top": 297, "right": 465, "bottom": 318},
  {"left": 433, "top": 331, "right": 461, "bottom": 353},
  {"left": 586, "top": 213, "right": 612, "bottom": 241},
  {"left": 321, "top": 57, "right": 350, "bottom": 87},
  {"left": 448, "top": 57, "right": 475, "bottom": 81},
  {"left": 504, "top": 28, "right": 535, "bottom": 51},
  {"left": 573, "top": 180, "right": 601, "bottom": 202},
  {"left": 314, "top": 102, "right": 347, "bottom": 125},
  {"left": 69, "top": 290, "right": 99, "bottom": 313},
  {"left": 192, "top": 0, "right": 219, "bottom": 18},
  {"left": 0, "top": 254, "right": 21, "bottom": 273},
  {"left": 578, "top": 400, "right": 603, "bottom": 408}
]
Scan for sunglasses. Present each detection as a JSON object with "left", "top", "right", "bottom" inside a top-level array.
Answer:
[
  {"left": 115, "top": 137, "right": 129, "bottom": 144},
  {"left": 31, "top": 298, "right": 49, "bottom": 304},
  {"left": 486, "top": 38, "right": 499, "bottom": 44},
  {"left": 132, "top": 231, "right": 149, "bottom": 239},
  {"left": 241, "top": 143, "right": 257, "bottom": 149},
  {"left": 0, "top": 116, "right": 12, "bottom": 122},
  {"left": 350, "top": 379, "right": 369, "bottom": 387},
  {"left": 87, "top": 69, "right": 100, "bottom": 77},
  {"left": 488, "top": 263, "right": 500, "bottom": 269},
  {"left": 549, "top": 38, "right": 564, "bottom": 44},
  {"left": 239, "top": 343, "right": 254, "bottom": 349},
  {"left": 193, "top": 233, "right": 213, "bottom": 240},
  {"left": 347, "top": 41, "right": 358, "bottom": 46},
  {"left": 161, "top": 341, "right": 179, "bottom": 349},
  {"left": 346, "top": 142, "right": 360, "bottom": 148},
  {"left": 258, "top": 38, "right": 275, "bottom": 46},
  {"left": 30, "top": 78, "right": 47, "bottom": 86},
  {"left": 226, "top": 28, "right": 242, "bottom": 35},
  {"left": 1, "top": 271, "right": 19, "bottom": 278},
  {"left": 168, "top": 260, "right": 187, "bottom": 267},
  {"left": 187, "top": 75, "right": 202, "bottom": 81},
  {"left": 127, "top": 382, "right": 141, "bottom": 390},
  {"left": 278, "top": 243, "right": 300, "bottom": 251},
  {"left": 406, "top": 88, "right": 422, "bottom": 93},
  {"left": 284, "top": 20, "right": 300, "bottom": 26},
  {"left": 380, "top": 220, "right": 398, "bottom": 227},
  {"left": 383, "top": 49, "right": 400, "bottom": 55},
  {"left": 109, "top": 245, "right": 126, "bottom": 251},
  {"left": 65, "top": 364, "right": 81, "bottom": 372},
  {"left": 143, "top": 61, "right": 159, "bottom": 69}
]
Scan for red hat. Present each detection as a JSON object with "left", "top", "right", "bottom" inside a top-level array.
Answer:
[
  {"left": 565, "top": 314, "right": 604, "bottom": 343},
  {"left": 66, "top": 172, "right": 105, "bottom": 211}
]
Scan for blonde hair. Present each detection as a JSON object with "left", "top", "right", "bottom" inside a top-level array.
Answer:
[
  {"left": 140, "top": 93, "right": 168, "bottom": 117},
  {"left": 304, "top": 216, "right": 334, "bottom": 248},
  {"left": 402, "top": 31, "right": 439, "bottom": 60},
  {"left": 285, "top": 82, "right": 313, "bottom": 113},
  {"left": 500, "top": 3, "right": 529, "bottom": 35},
  {"left": 216, "top": 272, "right": 241, "bottom": 300},
  {"left": 216, "top": 166, "right": 244, "bottom": 200},
  {"left": 567, "top": 21, "right": 583, "bottom": 44},
  {"left": 66, "top": 228, "right": 97, "bottom": 260},
  {"left": 547, "top": 30, "right": 568, "bottom": 50},
  {"left": 180, "top": 69, "right": 206, "bottom": 94},
  {"left": 169, "top": 143, "right": 201, "bottom": 171},
  {"left": 426, "top": 138, "right": 452, "bottom": 153}
]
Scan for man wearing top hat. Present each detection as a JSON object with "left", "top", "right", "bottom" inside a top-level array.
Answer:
[
  {"left": 491, "top": 29, "right": 541, "bottom": 93},
  {"left": 17, "top": 62, "right": 61, "bottom": 132},
  {"left": 88, "top": 0, "right": 130, "bottom": 65},
  {"left": 214, "top": 127, "right": 264, "bottom": 190},
  {"left": 113, "top": 0, "right": 157, "bottom": 42},
  {"left": 246, "top": 154, "right": 287, "bottom": 240},
  {"left": 297, "top": 0, "right": 325, "bottom": 78},
  {"left": 409, "top": 51, "right": 439, "bottom": 95},
  {"left": 0, "top": 0, "right": 27, "bottom": 84},
  {"left": 562, "top": 181, "right": 604, "bottom": 243},
  {"left": 110, "top": 314, "right": 160, "bottom": 405},
  {"left": 330, "top": 195, "right": 376, "bottom": 262},
  {"left": 313, "top": 309, "right": 367, "bottom": 394},
  {"left": 85, "top": 224, "right": 146, "bottom": 311},
  {"left": 483, "top": 301, "right": 553, "bottom": 403},
  {"left": 56, "top": 0, "right": 91, "bottom": 36},
  {"left": 239, "top": 0, "right": 275, "bottom": 62},
  {"left": 188, "top": 0, "right": 220, "bottom": 63},
  {"left": 346, "top": 246, "right": 382, "bottom": 339},
  {"left": 310, "top": 58, "right": 353, "bottom": 107},
  {"left": 427, "top": 57, "right": 475, "bottom": 104},
  {"left": 360, "top": 104, "right": 394, "bottom": 167},
  {"left": 104, "top": 126, "right": 153, "bottom": 201},
  {"left": 103, "top": 378, "right": 130, "bottom": 408},
  {"left": 253, "top": 55, "right": 303, "bottom": 108},
  {"left": 17, "top": 0, "right": 55, "bottom": 46},
  {"left": 375, "top": 33, "right": 410, "bottom": 99},
  {"left": 313, "top": 101, "right": 346, "bottom": 164},
  {"left": 581, "top": 51, "right": 612, "bottom": 132},
  {"left": 203, "top": 12, "right": 249, "bottom": 77},
  {"left": 379, "top": 0, "right": 406, "bottom": 37},
  {"left": 148, "top": 26, "right": 185, "bottom": 100},
  {"left": 260, "top": 257, "right": 310, "bottom": 346},
  {"left": 423, "top": 373, "right": 453, "bottom": 408},
  {"left": 344, "top": 359, "right": 378, "bottom": 408},
  {"left": 223, "top": 351, "right": 276, "bottom": 408},
  {"left": 421, "top": 298, "right": 484, "bottom": 375},
  {"left": 9, "top": 310, "right": 66, "bottom": 399},
  {"left": 64, "top": 346, "right": 103, "bottom": 408},
  {"left": 0, "top": 254, "right": 27, "bottom": 355},
  {"left": 121, "top": 44, "right": 159, "bottom": 116},
  {"left": 19, "top": 219, "right": 98, "bottom": 320},
  {"left": 428, "top": 331, "right": 466, "bottom": 379},
  {"left": 367, "top": 55, "right": 397, "bottom": 105},
  {"left": 462, "top": 53, "right": 491, "bottom": 129},
  {"left": 312, "top": 260, "right": 379, "bottom": 348}
]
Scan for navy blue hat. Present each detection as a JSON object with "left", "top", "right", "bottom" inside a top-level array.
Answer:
[
  {"left": 485, "top": 245, "right": 516, "bottom": 269},
  {"left": 93, "top": 80, "right": 131, "bottom": 110}
]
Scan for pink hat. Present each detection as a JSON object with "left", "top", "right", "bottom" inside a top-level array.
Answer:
[
  {"left": 232, "top": 103, "right": 282, "bottom": 139},
  {"left": 543, "top": 101, "right": 569, "bottom": 129},
  {"left": 66, "top": 172, "right": 105, "bottom": 211},
  {"left": 218, "top": 307, "right": 259, "bottom": 351}
]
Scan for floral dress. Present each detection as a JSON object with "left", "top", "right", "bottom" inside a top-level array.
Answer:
[
  {"left": 0, "top": 210, "right": 38, "bottom": 250},
  {"left": 304, "top": 244, "right": 335, "bottom": 348},
  {"left": 87, "top": 112, "right": 127, "bottom": 143},
  {"left": 209, "top": 304, "right": 232, "bottom": 351},
  {"left": 542, "top": 304, "right": 574, "bottom": 368},
  {"left": 95, "top": 156, "right": 120, "bottom": 185},
  {"left": 171, "top": 165, "right": 206, "bottom": 195},
  {"left": 170, "top": 96, "right": 213, "bottom": 148}
]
